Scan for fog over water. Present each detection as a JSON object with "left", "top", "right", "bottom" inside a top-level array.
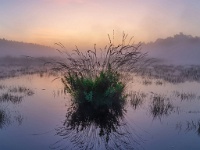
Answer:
[
  {"left": 1, "top": 33, "right": 200, "bottom": 65},
  {"left": 0, "top": 39, "right": 58, "bottom": 57},
  {"left": 1, "top": 34, "right": 200, "bottom": 150},
  {"left": 143, "top": 33, "right": 200, "bottom": 65}
]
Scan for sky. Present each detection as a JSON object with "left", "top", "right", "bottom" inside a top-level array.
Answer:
[{"left": 1, "top": 0, "right": 200, "bottom": 49}]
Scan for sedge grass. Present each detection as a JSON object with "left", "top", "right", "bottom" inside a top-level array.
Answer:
[{"left": 52, "top": 32, "right": 149, "bottom": 108}]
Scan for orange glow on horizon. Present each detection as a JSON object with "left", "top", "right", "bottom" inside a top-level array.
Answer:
[{"left": 1, "top": 0, "right": 200, "bottom": 47}]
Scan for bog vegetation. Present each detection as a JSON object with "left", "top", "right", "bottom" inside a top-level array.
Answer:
[{"left": 54, "top": 32, "right": 147, "bottom": 108}]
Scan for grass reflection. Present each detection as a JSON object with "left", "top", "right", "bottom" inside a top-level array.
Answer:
[
  {"left": 65, "top": 100, "right": 125, "bottom": 141},
  {"left": 0, "top": 93, "right": 23, "bottom": 104},
  {"left": 0, "top": 85, "right": 32, "bottom": 129},
  {"left": 53, "top": 96, "right": 144, "bottom": 150},
  {"left": 176, "top": 120, "right": 200, "bottom": 137},
  {"left": 0, "top": 108, "right": 23, "bottom": 129},
  {"left": 150, "top": 94, "right": 174, "bottom": 120},
  {"left": 128, "top": 91, "right": 146, "bottom": 110},
  {"left": 0, "top": 109, "right": 9, "bottom": 129}
]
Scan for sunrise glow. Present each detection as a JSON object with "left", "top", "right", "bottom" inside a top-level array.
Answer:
[{"left": 1, "top": 0, "right": 200, "bottom": 48}]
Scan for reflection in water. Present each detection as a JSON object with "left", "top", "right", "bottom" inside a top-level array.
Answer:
[
  {"left": 0, "top": 85, "right": 33, "bottom": 129},
  {"left": 0, "top": 109, "right": 9, "bottom": 129},
  {"left": 1, "top": 65, "right": 200, "bottom": 149},
  {"left": 128, "top": 91, "right": 146, "bottom": 110},
  {"left": 53, "top": 89, "right": 66, "bottom": 98},
  {"left": 127, "top": 90, "right": 177, "bottom": 120},
  {"left": 0, "top": 93, "right": 23, "bottom": 104},
  {"left": 53, "top": 101, "right": 144, "bottom": 150},
  {"left": 0, "top": 107, "right": 23, "bottom": 129},
  {"left": 176, "top": 120, "right": 200, "bottom": 136},
  {"left": 0, "top": 86, "right": 34, "bottom": 104},
  {"left": 150, "top": 94, "right": 174, "bottom": 120}
]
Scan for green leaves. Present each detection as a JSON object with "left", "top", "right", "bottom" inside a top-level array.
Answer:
[
  {"left": 62, "top": 70, "right": 125, "bottom": 108},
  {"left": 84, "top": 91, "right": 93, "bottom": 102}
]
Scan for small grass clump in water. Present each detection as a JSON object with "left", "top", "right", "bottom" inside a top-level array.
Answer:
[
  {"left": 8, "top": 86, "right": 34, "bottom": 96},
  {"left": 62, "top": 67, "right": 125, "bottom": 108},
  {"left": 0, "top": 93, "right": 23, "bottom": 104},
  {"left": 54, "top": 32, "right": 148, "bottom": 109}
]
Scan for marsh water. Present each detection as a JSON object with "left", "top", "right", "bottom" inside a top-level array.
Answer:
[{"left": 0, "top": 64, "right": 200, "bottom": 150}]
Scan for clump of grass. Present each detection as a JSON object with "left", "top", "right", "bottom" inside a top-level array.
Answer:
[
  {"left": 142, "top": 79, "right": 152, "bottom": 85},
  {"left": 54, "top": 32, "right": 148, "bottom": 76},
  {"left": 54, "top": 32, "right": 148, "bottom": 108},
  {"left": 0, "top": 93, "right": 23, "bottom": 104},
  {"left": 150, "top": 94, "right": 174, "bottom": 119},
  {"left": 155, "top": 80, "right": 163, "bottom": 85},
  {"left": 128, "top": 91, "right": 147, "bottom": 109},
  {"left": 8, "top": 86, "right": 34, "bottom": 96},
  {"left": 62, "top": 67, "right": 125, "bottom": 108},
  {"left": 173, "top": 91, "right": 196, "bottom": 101}
]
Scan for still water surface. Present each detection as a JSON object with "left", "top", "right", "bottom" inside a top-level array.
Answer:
[{"left": 0, "top": 73, "right": 200, "bottom": 150}]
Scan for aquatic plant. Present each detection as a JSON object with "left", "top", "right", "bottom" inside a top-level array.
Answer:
[
  {"left": 55, "top": 32, "right": 148, "bottom": 107},
  {"left": 8, "top": 86, "right": 34, "bottom": 96},
  {"left": 150, "top": 94, "right": 174, "bottom": 119},
  {"left": 0, "top": 93, "right": 23, "bottom": 104},
  {"left": 50, "top": 34, "right": 149, "bottom": 149},
  {"left": 155, "top": 80, "right": 164, "bottom": 85},
  {"left": 142, "top": 78, "right": 152, "bottom": 85},
  {"left": 62, "top": 67, "right": 125, "bottom": 108},
  {"left": 173, "top": 91, "right": 197, "bottom": 101},
  {"left": 137, "top": 64, "right": 200, "bottom": 84},
  {"left": 128, "top": 91, "right": 147, "bottom": 109}
]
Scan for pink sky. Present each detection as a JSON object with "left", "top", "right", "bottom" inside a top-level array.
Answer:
[{"left": 1, "top": 0, "right": 200, "bottom": 49}]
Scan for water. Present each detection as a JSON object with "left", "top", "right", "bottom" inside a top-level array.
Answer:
[{"left": 0, "top": 70, "right": 200, "bottom": 149}]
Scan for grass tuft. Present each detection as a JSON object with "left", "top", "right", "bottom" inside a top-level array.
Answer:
[
  {"left": 62, "top": 68, "right": 125, "bottom": 108},
  {"left": 54, "top": 33, "right": 149, "bottom": 108}
]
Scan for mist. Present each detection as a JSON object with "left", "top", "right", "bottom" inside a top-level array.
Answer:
[
  {"left": 1, "top": 33, "right": 200, "bottom": 66},
  {"left": 0, "top": 39, "right": 58, "bottom": 58},
  {"left": 143, "top": 33, "right": 200, "bottom": 65}
]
